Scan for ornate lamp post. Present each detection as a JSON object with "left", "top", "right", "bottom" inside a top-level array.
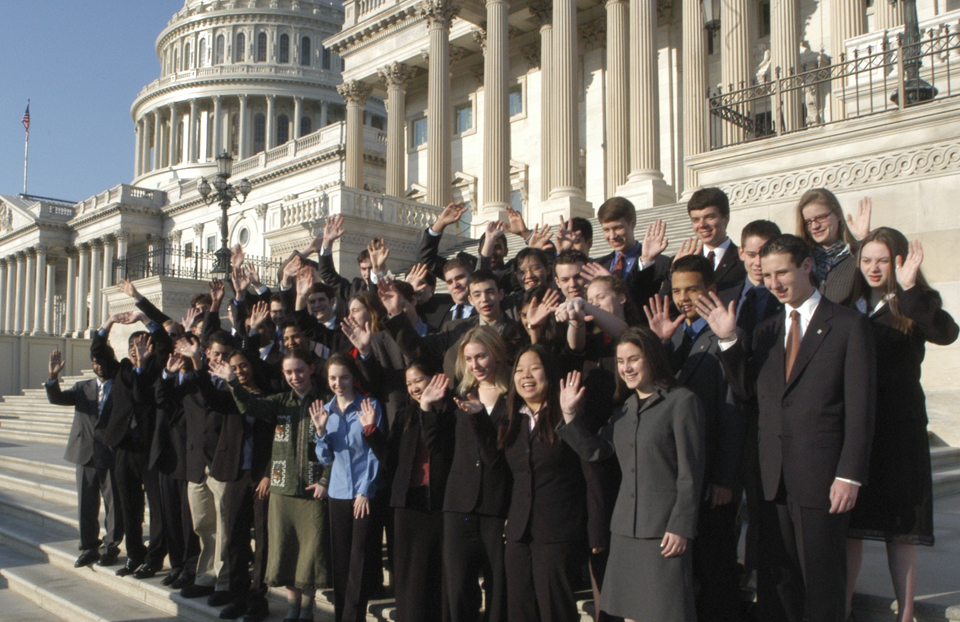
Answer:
[
  {"left": 891, "top": 0, "right": 937, "bottom": 105},
  {"left": 197, "top": 151, "right": 252, "bottom": 277}
]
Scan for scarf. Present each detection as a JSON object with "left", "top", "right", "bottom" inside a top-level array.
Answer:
[{"left": 811, "top": 240, "right": 850, "bottom": 284}]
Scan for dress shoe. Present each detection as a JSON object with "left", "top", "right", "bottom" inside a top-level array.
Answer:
[
  {"left": 161, "top": 567, "right": 182, "bottom": 586},
  {"left": 241, "top": 597, "right": 268, "bottom": 622},
  {"left": 134, "top": 562, "right": 163, "bottom": 580},
  {"left": 180, "top": 583, "right": 214, "bottom": 599},
  {"left": 115, "top": 559, "right": 142, "bottom": 577},
  {"left": 219, "top": 600, "right": 248, "bottom": 619},
  {"left": 74, "top": 549, "right": 101, "bottom": 568},
  {"left": 97, "top": 550, "right": 120, "bottom": 566},
  {"left": 207, "top": 590, "right": 233, "bottom": 607},
  {"left": 171, "top": 572, "right": 195, "bottom": 590}
]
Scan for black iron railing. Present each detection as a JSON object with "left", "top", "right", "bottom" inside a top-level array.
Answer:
[{"left": 112, "top": 246, "right": 283, "bottom": 287}]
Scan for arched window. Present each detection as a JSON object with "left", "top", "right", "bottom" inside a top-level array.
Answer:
[
  {"left": 279, "top": 34, "right": 290, "bottom": 64},
  {"left": 321, "top": 47, "right": 331, "bottom": 70},
  {"left": 300, "top": 116, "right": 312, "bottom": 136},
  {"left": 173, "top": 48, "right": 180, "bottom": 73},
  {"left": 199, "top": 39, "right": 207, "bottom": 67},
  {"left": 300, "top": 37, "right": 311, "bottom": 66},
  {"left": 235, "top": 33, "right": 245, "bottom": 62},
  {"left": 215, "top": 35, "right": 225, "bottom": 65},
  {"left": 183, "top": 42, "right": 191, "bottom": 70},
  {"left": 277, "top": 114, "right": 290, "bottom": 145},
  {"left": 230, "top": 114, "right": 239, "bottom": 157},
  {"left": 253, "top": 113, "right": 266, "bottom": 153},
  {"left": 256, "top": 32, "right": 267, "bottom": 62}
]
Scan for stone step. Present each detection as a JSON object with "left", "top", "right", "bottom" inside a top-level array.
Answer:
[
  {"left": 0, "top": 488, "right": 82, "bottom": 533},
  {"left": 0, "top": 402, "right": 78, "bottom": 416},
  {"left": 933, "top": 468, "right": 960, "bottom": 499},
  {"left": 0, "top": 413, "right": 75, "bottom": 424},
  {"left": 0, "top": 420, "right": 73, "bottom": 435},
  {"left": 0, "top": 576, "right": 66, "bottom": 622},
  {"left": 0, "top": 428, "right": 68, "bottom": 445},
  {"left": 0, "top": 454, "right": 74, "bottom": 482},
  {"left": 0, "top": 471, "right": 77, "bottom": 505},
  {"left": 931, "top": 446, "right": 960, "bottom": 471}
]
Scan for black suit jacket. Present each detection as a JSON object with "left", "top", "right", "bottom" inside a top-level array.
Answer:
[
  {"left": 47, "top": 379, "right": 114, "bottom": 469},
  {"left": 416, "top": 227, "right": 478, "bottom": 280},
  {"left": 729, "top": 281, "right": 783, "bottom": 345},
  {"left": 156, "top": 373, "right": 224, "bottom": 483},
  {"left": 443, "top": 397, "right": 512, "bottom": 517},
  {"left": 417, "top": 293, "right": 456, "bottom": 332},
  {"left": 719, "top": 296, "right": 876, "bottom": 509},
  {"left": 712, "top": 242, "right": 747, "bottom": 295},
  {"left": 318, "top": 252, "right": 374, "bottom": 307},
  {"left": 593, "top": 248, "right": 671, "bottom": 314}
]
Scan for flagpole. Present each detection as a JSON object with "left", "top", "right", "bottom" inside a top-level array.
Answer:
[{"left": 23, "top": 99, "right": 30, "bottom": 195}]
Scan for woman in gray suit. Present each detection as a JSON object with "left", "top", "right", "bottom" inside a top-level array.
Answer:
[{"left": 558, "top": 327, "right": 706, "bottom": 622}]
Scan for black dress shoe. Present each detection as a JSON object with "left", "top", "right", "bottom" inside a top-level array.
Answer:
[
  {"left": 161, "top": 567, "right": 183, "bottom": 586},
  {"left": 219, "top": 601, "right": 248, "bottom": 619},
  {"left": 207, "top": 591, "right": 233, "bottom": 607},
  {"left": 97, "top": 550, "right": 120, "bottom": 566},
  {"left": 133, "top": 562, "right": 163, "bottom": 579},
  {"left": 171, "top": 572, "right": 195, "bottom": 590},
  {"left": 74, "top": 550, "right": 100, "bottom": 568},
  {"left": 180, "top": 583, "right": 214, "bottom": 599},
  {"left": 115, "top": 559, "right": 142, "bottom": 577},
  {"left": 241, "top": 597, "right": 268, "bottom": 622}
]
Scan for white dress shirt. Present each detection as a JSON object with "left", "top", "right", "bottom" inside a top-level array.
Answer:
[{"left": 703, "top": 237, "right": 732, "bottom": 270}]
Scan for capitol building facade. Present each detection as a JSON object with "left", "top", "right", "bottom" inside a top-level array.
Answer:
[{"left": 0, "top": 0, "right": 959, "bottom": 393}]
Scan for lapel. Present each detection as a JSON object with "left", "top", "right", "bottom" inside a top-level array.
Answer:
[
  {"left": 784, "top": 299, "right": 833, "bottom": 392},
  {"left": 714, "top": 242, "right": 739, "bottom": 281},
  {"left": 769, "top": 311, "right": 787, "bottom": 390},
  {"left": 635, "top": 388, "right": 666, "bottom": 422},
  {"left": 677, "top": 328, "right": 716, "bottom": 386}
]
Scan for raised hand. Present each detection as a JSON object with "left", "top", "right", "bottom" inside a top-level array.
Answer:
[
  {"left": 433, "top": 202, "right": 468, "bottom": 233},
  {"left": 131, "top": 334, "right": 151, "bottom": 367},
  {"left": 367, "top": 237, "right": 390, "bottom": 274},
  {"left": 580, "top": 262, "right": 612, "bottom": 283},
  {"left": 165, "top": 353, "right": 184, "bottom": 375},
  {"left": 119, "top": 278, "right": 140, "bottom": 300},
  {"left": 505, "top": 205, "right": 531, "bottom": 239},
  {"left": 249, "top": 301, "right": 270, "bottom": 329},
  {"left": 555, "top": 298, "right": 586, "bottom": 328},
  {"left": 282, "top": 254, "right": 303, "bottom": 281},
  {"left": 847, "top": 197, "right": 872, "bottom": 240},
  {"left": 296, "top": 265, "right": 315, "bottom": 298},
  {"left": 209, "top": 278, "right": 225, "bottom": 308},
  {"left": 895, "top": 239, "right": 923, "bottom": 291},
  {"left": 454, "top": 393, "right": 483, "bottom": 415},
  {"left": 232, "top": 264, "right": 252, "bottom": 296},
  {"left": 480, "top": 220, "right": 506, "bottom": 257},
  {"left": 359, "top": 398, "right": 378, "bottom": 428},
  {"left": 322, "top": 214, "right": 346, "bottom": 249},
  {"left": 246, "top": 264, "right": 263, "bottom": 289},
  {"left": 640, "top": 219, "right": 669, "bottom": 264},
  {"left": 420, "top": 374, "right": 450, "bottom": 411},
  {"left": 208, "top": 358, "right": 236, "bottom": 383},
  {"left": 556, "top": 215, "right": 575, "bottom": 251},
  {"left": 175, "top": 337, "right": 200, "bottom": 362},
  {"left": 406, "top": 263, "right": 430, "bottom": 294},
  {"left": 230, "top": 244, "right": 245, "bottom": 272},
  {"left": 112, "top": 311, "right": 136, "bottom": 325},
  {"left": 644, "top": 293, "right": 684, "bottom": 343},
  {"left": 672, "top": 237, "right": 703, "bottom": 265},
  {"left": 182, "top": 307, "right": 201, "bottom": 331},
  {"left": 559, "top": 370, "right": 586, "bottom": 423},
  {"left": 376, "top": 277, "right": 403, "bottom": 317},
  {"left": 308, "top": 400, "right": 329, "bottom": 435},
  {"left": 340, "top": 316, "right": 372, "bottom": 356},
  {"left": 48, "top": 349, "right": 66, "bottom": 380},
  {"left": 527, "top": 224, "right": 554, "bottom": 250},
  {"left": 526, "top": 288, "right": 562, "bottom": 329},
  {"left": 694, "top": 291, "right": 737, "bottom": 340}
]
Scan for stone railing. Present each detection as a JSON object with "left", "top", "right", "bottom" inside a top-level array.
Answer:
[
  {"left": 73, "top": 184, "right": 166, "bottom": 215},
  {"left": 343, "top": 0, "right": 403, "bottom": 26},
  {"left": 280, "top": 185, "right": 442, "bottom": 230},
  {"left": 136, "top": 64, "right": 343, "bottom": 98},
  {"left": 231, "top": 121, "right": 355, "bottom": 176}
]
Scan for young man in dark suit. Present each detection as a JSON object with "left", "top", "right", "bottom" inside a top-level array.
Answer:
[
  {"left": 46, "top": 346, "right": 124, "bottom": 569},
  {"left": 697, "top": 234, "right": 875, "bottom": 622},
  {"left": 685, "top": 188, "right": 746, "bottom": 297}
]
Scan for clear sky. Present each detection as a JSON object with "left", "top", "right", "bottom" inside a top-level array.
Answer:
[{"left": 0, "top": 1, "right": 185, "bottom": 202}]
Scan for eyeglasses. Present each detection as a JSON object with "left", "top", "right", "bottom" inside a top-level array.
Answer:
[{"left": 803, "top": 212, "right": 834, "bottom": 229}]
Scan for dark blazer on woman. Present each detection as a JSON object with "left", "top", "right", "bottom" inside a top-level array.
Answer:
[
  {"left": 818, "top": 251, "right": 858, "bottom": 305},
  {"left": 443, "top": 397, "right": 512, "bottom": 517},
  {"left": 560, "top": 388, "right": 706, "bottom": 540}
]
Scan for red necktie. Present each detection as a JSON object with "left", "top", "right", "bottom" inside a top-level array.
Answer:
[
  {"left": 784, "top": 310, "right": 801, "bottom": 381},
  {"left": 612, "top": 254, "right": 625, "bottom": 278},
  {"left": 707, "top": 250, "right": 716, "bottom": 267}
]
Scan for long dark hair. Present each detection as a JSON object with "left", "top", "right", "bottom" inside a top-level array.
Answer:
[
  {"left": 613, "top": 327, "right": 678, "bottom": 404},
  {"left": 499, "top": 345, "right": 562, "bottom": 449}
]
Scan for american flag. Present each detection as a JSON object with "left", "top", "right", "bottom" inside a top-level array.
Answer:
[{"left": 22, "top": 103, "right": 30, "bottom": 136}]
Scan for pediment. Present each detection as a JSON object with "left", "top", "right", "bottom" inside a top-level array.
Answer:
[{"left": 0, "top": 196, "right": 37, "bottom": 234}]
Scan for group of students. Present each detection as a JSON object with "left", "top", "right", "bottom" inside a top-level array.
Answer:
[{"left": 46, "top": 185, "right": 958, "bottom": 622}]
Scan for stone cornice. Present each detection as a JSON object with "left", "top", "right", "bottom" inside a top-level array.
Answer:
[
  {"left": 157, "top": 10, "right": 343, "bottom": 51},
  {"left": 67, "top": 203, "right": 164, "bottom": 230},
  {"left": 327, "top": 5, "right": 423, "bottom": 55},
  {"left": 133, "top": 74, "right": 343, "bottom": 114}
]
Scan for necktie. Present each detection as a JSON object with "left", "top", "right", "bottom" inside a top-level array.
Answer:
[
  {"left": 97, "top": 383, "right": 106, "bottom": 415},
  {"left": 784, "top": 310, "right": 801, "bottom": 381},
  {"left": 738, "top": 287, "right": 758, "bottom": 332},
  {"left": 452, "top": 304, "right": 462, "bottom": 320},
  {"left": 707, "top": 250, "right": 716, "bottom": 267},
  {"left": 612, "top": 254, "right": 625, "bottom": 279}
]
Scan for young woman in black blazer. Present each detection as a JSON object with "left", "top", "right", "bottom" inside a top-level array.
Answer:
[
  {"left": 845, "top": 227, "right": 959, "bottom": 622},
  {"left": 559, "top": 327, "right": 706, "bottom": 622},
  {"left": 444, "top": 326, "right": 513, "bottom": 622}
]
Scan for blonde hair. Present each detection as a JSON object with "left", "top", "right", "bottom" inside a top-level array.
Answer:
[
  {"left": 455, "top": 326, "right": 510, "bottom": 396},
  {"left": 795, "top": 188, "right": 858, "bottom": 248}
]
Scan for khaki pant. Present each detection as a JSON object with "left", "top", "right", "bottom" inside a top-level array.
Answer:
[{"left": 187, "top": 469, "right": 229, "bottom": 591}]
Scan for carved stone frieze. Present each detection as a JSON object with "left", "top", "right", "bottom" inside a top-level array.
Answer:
[
  {"left": 522, "top": 43, "right": 541, "bottom": 69},
  {"left": 580, "top": 19, "right": 606, "bottom": 51}
]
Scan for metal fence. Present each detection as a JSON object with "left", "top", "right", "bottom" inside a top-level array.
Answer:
[
  {"left": 709, "top": 24, "right": 960, "bottom": 149},
  {"left": 112, "top": 246, "right": 283, "bottom": 287}
]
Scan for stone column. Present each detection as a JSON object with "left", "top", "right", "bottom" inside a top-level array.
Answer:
[
  {"left": 101, "top": 237, "right": 117, "bottom": 325},
  {"left": 238, "top": 95, "right": 250, "bottom": 159},
  {"left": 88, "top": 240, "right": 102, "bottom": 335},
  {"left": 169, "top": 104, "right": 180, "bottom": 166},
  {"left": 13, "top": 253, "right": 26, "bottom": 334},
  {"left": 141, "top": 117, "right": 152, "bottom": 175},
  {"left": 32, "top": 246, "right": 47, "bottom": 335},
  {"left": 420, "top": 0, "right": 458, "bottom": 207},
  {"left": 482, "top": 0, "right": 512, "bottom": 216},
  {"left": 552, "top": 0, "right": 581, "bottom": 198},
  {"left": 627, "top": 0, "right": 661, "bottom": 181},
  {"left": 153, "top": 109, "right": 163, "bottom": 170},
  {"left": 188, "top": 99, "right": 199, "bottom": 163},
  {"left": 606, "top": 0, "right": 630, "bottom": 195},
  {"left": 772, "top": 0, "right": 800, "bottom": 131},
  {"left": 134, "top": 122, "right": 143, "bottom": 178},
  {"left": 64, "top": 249, "right": 77, "bottom": 337},
  {"left": 0, "top": 259, "right": 7, "bottom": 333},
  {"left": 43, "top": 262, "right": 56, "bottom": 335},
  {"left": 76, "top": 244, "right": 91, "bottom": 337},
  {"left": 212, "top": 96, "right": 222, "bottom": 156},
  {"left": 875, "top": 0, "right": 902, "bottom": 30},
  {"left": 338, "top": 80, "right": 373, "bottom": 189},
  {"left": 117, "top": 234, "right": 129, "bottom": 262},
  {"left": 293, "top": 97, "right": 304, "bottom": 140},
  {"left": 682, "top": 0, "right": 708, "bottom": 194},
  {"left": 721, "top": 0, "right": 753, "bottom": 143},
  {"left": 266, "top": 95, "right": 276, "bottom": 150},
  {"left": 830, "top": 0, "right": 865, "bottom": 120},
  {"left": 24, "top": 250, "right": 37, "bottom": 334},
  {"left": 379, "top": 63, "right": 417, "bottom": 198},
  {"left": 320, "top": 101, "right": 329, "bottom": 127},
  {"left": 531, "top": 1, "right": 553, "bottom": 201}
]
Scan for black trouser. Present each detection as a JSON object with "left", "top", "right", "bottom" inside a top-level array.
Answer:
[
  {"left": 76, "top": 463, "right": 123, "bottom": 554},
  {"left": 443, "top": 512, "right": 506, "bottom": 622},
  {"left": 393, "top": 491, "right": 445, "bottom": 622},
  {"left": 741, "top": 408, "right": 763, "bottom": 578},
  {"left": 504, "top": 537, "right": 584, "bottom": 622},
  {"left": 219, "top": 470, "right": 269, "bottom": 603},
  {"left": 157, "top": 472, "right": 199, "bottom": 574},
  {"left": 113, "top": 448, "right": 165, "bottom": 565},
  {"left": 757, "top": 487, "right": 850, "bottom": 622},
  {"left": 329, "top": 497, "right": 382, "bottom": 622},
  {"left": 693, "top": 500, "right": 742, "bottom": 622}
]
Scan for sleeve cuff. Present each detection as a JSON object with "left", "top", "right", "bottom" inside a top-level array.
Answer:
[
  {"left": 256, "top": 285, "right": 269, "bottom": 295},
  {"left": 427, "top": 227, "right": 440, "bottom": 237},
  {"left": 718, "top": 337, "right": 738, "bottom": 351},
  {"left": 97, "top": 328, "right": 109, "bottom": 338},
  {"left": 145, "top": 321, "right": 162, "bottom": 334},
  {"left": 319, "top": 246, "right": 333, "bottom": 257},
  {"left": 363, "top": 424, "right": 377, "bottom": 436},
  {"left": 835, "top": 477, "right": 861, "bottom": 486}
]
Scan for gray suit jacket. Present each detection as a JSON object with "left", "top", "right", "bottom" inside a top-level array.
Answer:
[
  {"left": 559, "top": 387, "right": 705, "bottom": 540},
  {"left": 47, "top": 379, "right": 114, "bottom": 469}
]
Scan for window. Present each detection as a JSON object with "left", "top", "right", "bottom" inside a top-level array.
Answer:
[
  {"left": 759, "top": 0, "right": 771, "bottom": 38},
  {"left": 199, "top": 39, "right": 207, "bottom": 67},
  {"left": 455, "top": 103, "right": 473, "bottom": 134},
  {"left": 279, "top": 34, "right": 290, "bottom": 63},
  {"left": 412, "top": 117, "right": 428, "bottom": 148},
  {"left": 322, "top": 47, "right": 332, "bottom": 70},
  {"left": 277, "top": 114, "right": 290, "bottom": 145},
  {"left": 215, "top": 35, "right": 225, "bottom": 65},
  {"left": 510, "top": 190, "right": 523, "bottom": 212},
  {"left": 230, "top": 114, "right": 239, "bottom": 157},
  {"left": 300, "top": 116, "right": 312, "bottom": 136},
  {"left": 183, "top": 42, "right": 191, "bottom": 70},
  {"left": 206, "top": 235, "right": 216, "bottom": 252},
  {"left": 370, "top": 115, "right": 385, "bottom": 131},
  {"left": 238, "top": 227, "right": 250, "bottom": 246},
  {"left": 327, "top": 104, "right": 345, "bottom": 124},
  {"left": 509, "top": 86, "right": 523, "bottom": 117},
  {"left": 184, "top": 241, "right": 193, "bottom": 257},
  {"left": 235, "top": 33, "right": 246, "bottom": 62},
  {"left": 173, "top": 49, "right": 179, "bottom": 73},
  {"left": 300, "top": 37, "right": 311, "bottom": 66},
  {"left": 254, "top": 113, "right": 266, "bottom": 153},
  {"left": 257, "top": 32, "right": 267, "bottom": 62}
]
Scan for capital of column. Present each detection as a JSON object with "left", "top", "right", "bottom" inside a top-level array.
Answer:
[
  {"left": 378, "top": 62, "right": 418, "bottom": 91},
  {"left": 254, "top": 203, "right": 269, "bottom": 220},
  {"left": 266, "top": 94, "right": 276, "bottom": 104},
  {"left": 89, "top": 238, "right": 104, "bottom": 249},
  {"left": 66, "top": 246, "right": 79, "bottom": 258},
  {"left": 193, "top": 223, "right": 205, "bottom": 237},
  {"left": 103, "top": 234, "right": 118, "bottom": 248},
  {"left": 417, "top": 0, "right": 459, "bottom": 28},
  {"left": 14, "top": 250, "right": 26, "bottom": 261},
  {"left": 472, "top": 29, "right": 488, "bottom": 51},
  {"left": 530, "top": 0, "right": 552, "bottom": 25},
  {"left": 76, "top": 243, "right": 90, "bottom": 255},
  {"left": 170, "top": 229, "right": 183, "bottom": 246},
  {"left": 338, "top": 80, "right": 373, "bottom": 107}
]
